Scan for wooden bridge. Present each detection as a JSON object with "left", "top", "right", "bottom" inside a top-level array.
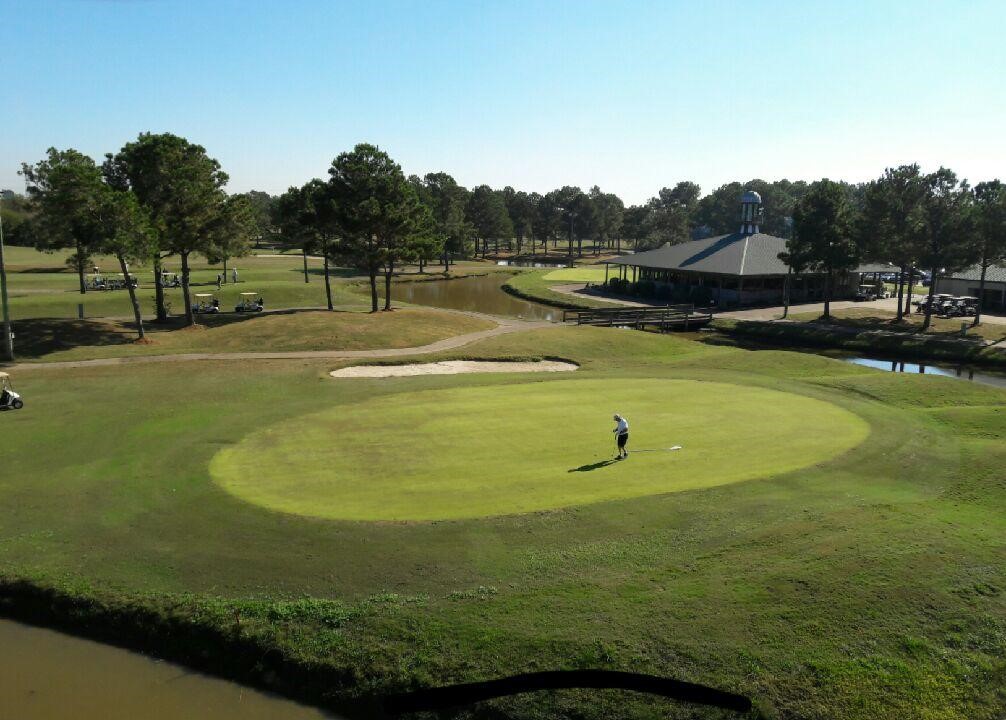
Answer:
[{"left": 561, "top": 304, "right": 713, "bottom": 331}]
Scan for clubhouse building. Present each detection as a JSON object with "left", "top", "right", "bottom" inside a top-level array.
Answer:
[
  {"left": 605, "top": 191, "right": 887, "bottom": 308},
  {"left": 938, "top": 265, "right": 1006, "bottom": 311}
]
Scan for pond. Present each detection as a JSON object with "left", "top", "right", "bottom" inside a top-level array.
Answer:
[
  {"left": 495, "top": 260, "right": 568, "bottom": 268},
  {"left": 0, "top": 619, "right": 333, "bottom": 720},
  {"left": 392, "top": 274, "right": 561, "bottom": 321},
  {"left": 843, "top": 356, "right": 1006, "bottom": 388}
]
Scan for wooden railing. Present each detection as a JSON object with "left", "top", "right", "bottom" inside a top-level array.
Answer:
[{"left": 561, "top": 305, "right": 713, "bottom": 331}]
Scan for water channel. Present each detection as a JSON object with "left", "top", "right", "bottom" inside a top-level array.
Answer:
[
  {"left": 0, "top": 620, "right": 333, "bottom": 720},
  {"left": 391, "top": 273, "right": 562, "bottom": 321},
  {"left": 842, "top": 356, "right": 1006, "bottom": 388}
]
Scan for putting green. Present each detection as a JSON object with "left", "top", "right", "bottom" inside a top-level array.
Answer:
[{"left": 211, "top": 378, "right": 869, "bottom": 521}]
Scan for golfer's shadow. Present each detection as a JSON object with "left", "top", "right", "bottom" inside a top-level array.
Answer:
[{"left": 568, "top": 458, "right": 620, "bottom": 473}]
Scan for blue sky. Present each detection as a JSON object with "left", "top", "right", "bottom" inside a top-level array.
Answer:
[{"left": 3, "top": 1, "right": 1004, "bottom": 204}]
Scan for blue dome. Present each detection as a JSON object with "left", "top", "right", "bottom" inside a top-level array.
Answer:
[{"left": 741, "top": 190, "right": 762, "bottom": 204}]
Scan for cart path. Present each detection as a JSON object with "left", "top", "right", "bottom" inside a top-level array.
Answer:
[{"left": 5, "top": 312, "right": 559, "bottom": 372}]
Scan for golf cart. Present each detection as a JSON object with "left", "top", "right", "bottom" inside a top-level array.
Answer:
[
  {"left": 87, "top": 271, "right": 107, "bottom": 291},
  {"left": 0, "top": 372, "right": 23, "bottom": 411},
  {"left": 914, "top": 294, "right": 952, "bottom": 315},
  {"left": 193, "top": 293, "right": 220, "bottom": 314},
  {"left": 234, "top": 292, "right": 264, "bottom": 313},
  {"left": 160, "top": 271, "right": 182, "bottom": 288},
  {"left": 855, "top": 285, "right": 878, "bottom": 301},
  {"left": 957, "top": 296, "right": 980, "bottom": 316}
]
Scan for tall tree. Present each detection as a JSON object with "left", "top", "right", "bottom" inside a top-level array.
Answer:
[
  {"left": 21, "top": 148, "right": 153, "bottom": 338},
  {"left": 104, "top": 133, "right": 230, "bottom": 325},
  {"left": 858, "top": 165, "right": 926, "bottom": 320},
  {"left": 588, "top": 186, "right": 624, "bottom": 254},
  {"left": 273, "top": 185, "right": 317, "bottom": 284},
  {"left": 92, "top": 187, "right": 156, "bottom": 339},
  {"left": 20, "top": 148, "right": 99, "bottom": 295},
  {"left": 640, "top": 182, "right": 700, "bottom": 249},
  {"left": 503, "top": 187, "right": 534, "bottom": 256},
  {"left": 971, "top": 181, "right": 1006, "bottom": 326},
  {"left": 621, "top": 205, "right": 649, "bottom": 252},
  {"left": 205, "top": 195, "right": 255, "bottom": 287},
  {"left": 236, "top": 190, "right": 275, "bottom": 249},
  {"left": 785, "top": 179, "right": 860, "bottom": 319},
  {"left": 466, "top": 185, "right": 512, "bottom": 258},
  {"left": 329, "top": 143, "right": 427, "bottom": 312},
  {"left": 415, "top": 172, "right": 472, "bottom": 269},
  {"left": 916, "top": 169, "right": 976, "bottom": 330}
]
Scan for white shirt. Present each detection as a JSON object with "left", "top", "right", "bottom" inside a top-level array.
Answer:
[{"left": 614, "top": 418, "right": 629, "bottom": 435}]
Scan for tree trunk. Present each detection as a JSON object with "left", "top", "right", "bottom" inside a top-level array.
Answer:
[
  {"left": 369, "top": 268, "right": 379, "bottom": 312},
  {"left": 443, "top": 247, "right": 449, "bottom": 273},
  {"left": 904, "top": 268, "right": 915, "bottom": 317},
  {"left": 895, "top": 265, "right": 906, "bottom": 321},
  {"left": 323, "top": 251, "right": 334, "bottom": 311},
  {"left": 75, "top": 240, "right": 86, "bottom": 294},
  {"left": 302, "top": 248, "right": 310, "bottom": 283},
  {"left": 973, "top": 261, "right": 988, "bottom": 327},
  {"left": 180, "top": 251, "right": 194, "bottom": 326},
  {"left": 117, "top": 253, "right": 144, "bottom": 340},
  {"left": 153, "top": 254, "right": 167, "bottom": 322},
  {"left": 823, "top": 268, "right": 833, "bottom": 320},
  {"left": 782, "top": 267, "right": 792, "bottom": 319},
  {"left": 921, "top": 266, "right": 938, "bottom": 330},
  {"left": 383, "top": 258, "right": 394, "bottom": 311},
  {"left": 222, "top": 257, "right": 228, "bottom": 283}
]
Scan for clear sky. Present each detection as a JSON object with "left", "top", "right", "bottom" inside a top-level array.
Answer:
[{"left": 3, "top": 0, "right": 1004, "bottom": 204}]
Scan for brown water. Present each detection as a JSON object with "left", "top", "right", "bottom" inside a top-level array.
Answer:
[
  {"left": 392, "top": 274, "right": 561, "bottom": 321},
  {"left": 0, "top": 619, "right": 333, "bottom": 720}
]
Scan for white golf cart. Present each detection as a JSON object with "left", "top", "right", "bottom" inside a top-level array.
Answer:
[
  {"left": 234, "top": 292, "right": 264, "bottom": 313},
  {"left": 0, "top": 372, "right": 23, "bottom": 411},
  {"left": 193, "top": 293, "right": 220, "bottom": 314},
  {"left": 159, "top": 271, "right": 182, "bottom": 288}
]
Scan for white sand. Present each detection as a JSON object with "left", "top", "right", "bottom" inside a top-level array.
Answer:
[{"left": 329, "top": 359, "right": 578, "bottom": 378}]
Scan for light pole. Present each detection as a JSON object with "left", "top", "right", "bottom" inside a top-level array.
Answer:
[{"left": 0, "top": 195, "right": 14, "bottom": 361}]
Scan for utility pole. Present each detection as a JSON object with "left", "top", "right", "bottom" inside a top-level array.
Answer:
[{"left": 0, "top": 195, "right": 14, "bottom": 361}]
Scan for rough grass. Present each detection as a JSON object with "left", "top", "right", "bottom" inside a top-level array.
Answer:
[
  {"left": 2, "top": 323, "right": 1006, "bottom": 719},
  {"left": 11, "top": 308, "right": 496, "bottom": 362}
]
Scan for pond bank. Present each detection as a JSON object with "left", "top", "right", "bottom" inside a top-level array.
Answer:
[{"left": 712, "top": 317, "right": 1006, "bottom": 368}]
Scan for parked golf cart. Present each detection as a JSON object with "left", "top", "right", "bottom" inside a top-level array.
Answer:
[
  {"left": 234, "top": 292, "right": 264, "bottom": 313},
  {"left": 855, "top": 285, "right": 878, "bottom": 301},
  {"left": 957, "top": 296, "right": 980, "bottom": 316},
  {"left": 0, "top": 372, "right": 23, "bottom": 411},
  {"left": 913, "top": 294, "right": 951, "bottom": 315},
  {"left": 193, "top": 293, "right": 220, "bottom": 314},
  {"left": 87, "top": 271, "right": 107, "bottom": 291},
  {"left": 160, "top": 271, "right": 182, "bottom": 288}
]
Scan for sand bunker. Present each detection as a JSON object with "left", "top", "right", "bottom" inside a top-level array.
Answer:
[{"left": 330, "top": 359, "right": 578, "bottom": 378}]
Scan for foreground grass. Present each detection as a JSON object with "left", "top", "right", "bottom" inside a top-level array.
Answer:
[
  {"left": 11, "top": 308, "right": 496, "bottom": 362},
  {"left": 2, "top": 327, "right": 1005, "bottom": 719}
]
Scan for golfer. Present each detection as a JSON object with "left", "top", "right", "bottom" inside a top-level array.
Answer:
[{"left": 612, "top": 413, "right": 629, "bottom": 459}]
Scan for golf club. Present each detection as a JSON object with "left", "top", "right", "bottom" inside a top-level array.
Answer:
[{"left": 631, "top": 446, "right": 683, "bottom": 453}]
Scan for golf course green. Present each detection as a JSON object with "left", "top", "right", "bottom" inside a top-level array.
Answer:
[{"left": 212, "top": 378, "right": 868, "bottom": 520}]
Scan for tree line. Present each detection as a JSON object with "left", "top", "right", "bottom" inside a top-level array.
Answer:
[
  {"left": 784, "top": 166, "right": 1006, "bottom": 328},
  {"left": 12, "top": 135, "right": 1006, "bottom": 333}
]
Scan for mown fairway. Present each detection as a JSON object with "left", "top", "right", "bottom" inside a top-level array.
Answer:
[
  {"left": 213, "top": 378, "right": 868, "bottom": 520},
  {"left": 2, "top": 322, "right": 1004, "bottom": 720}
]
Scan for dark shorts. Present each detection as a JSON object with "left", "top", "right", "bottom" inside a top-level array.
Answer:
[{"left": 617, "top": 433, "right": 629, "bottom": 448}]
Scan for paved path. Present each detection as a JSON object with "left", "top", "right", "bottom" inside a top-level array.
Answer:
[{"left": 6, "top": 312, "right": 557, "bottom": 372}]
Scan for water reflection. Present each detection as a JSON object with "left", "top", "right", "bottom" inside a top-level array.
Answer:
[
  {"left": 392, "top": 274, "right": 560, "bottom": 321},
  {"left": 845, "top": 357, "right": 1006, "bottom": 388},
  {"left": 0, "top": 620, "right": 333, "bottom": 720}
]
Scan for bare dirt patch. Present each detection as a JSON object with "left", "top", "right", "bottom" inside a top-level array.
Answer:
[{"left": 329, "top": 359, "right": 578, "bottom": 378}]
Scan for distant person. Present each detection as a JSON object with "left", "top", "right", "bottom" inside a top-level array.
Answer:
[
  {"left": 612, "top": 413, "right": 629, "bottom": 459},
  {"left": 232, "top": 268, "right": 239, "bottom": 283},
  {"left": 216, "top": 274, "right": 222, "bottom": 289}
]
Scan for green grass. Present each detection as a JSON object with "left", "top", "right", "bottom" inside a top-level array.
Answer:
[
  {"left": 504, "top": 271, "right": 622, "bottom": 309},
  {"left": 12, "top": 308, "right": 495, "bottom": 362},
  {"left": 2, "top": 324, "right": 1005, "bottom": 719},
  {"left": 541, "top": 266, "right": 609, "bottom": 283},
  {"left": 211, "top": 377, "right": 868, "bottom": 520}
]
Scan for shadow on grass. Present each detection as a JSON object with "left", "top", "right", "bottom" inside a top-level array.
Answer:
[{"left": 568, "top": 458, "right": 620, "bottom": 473}]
